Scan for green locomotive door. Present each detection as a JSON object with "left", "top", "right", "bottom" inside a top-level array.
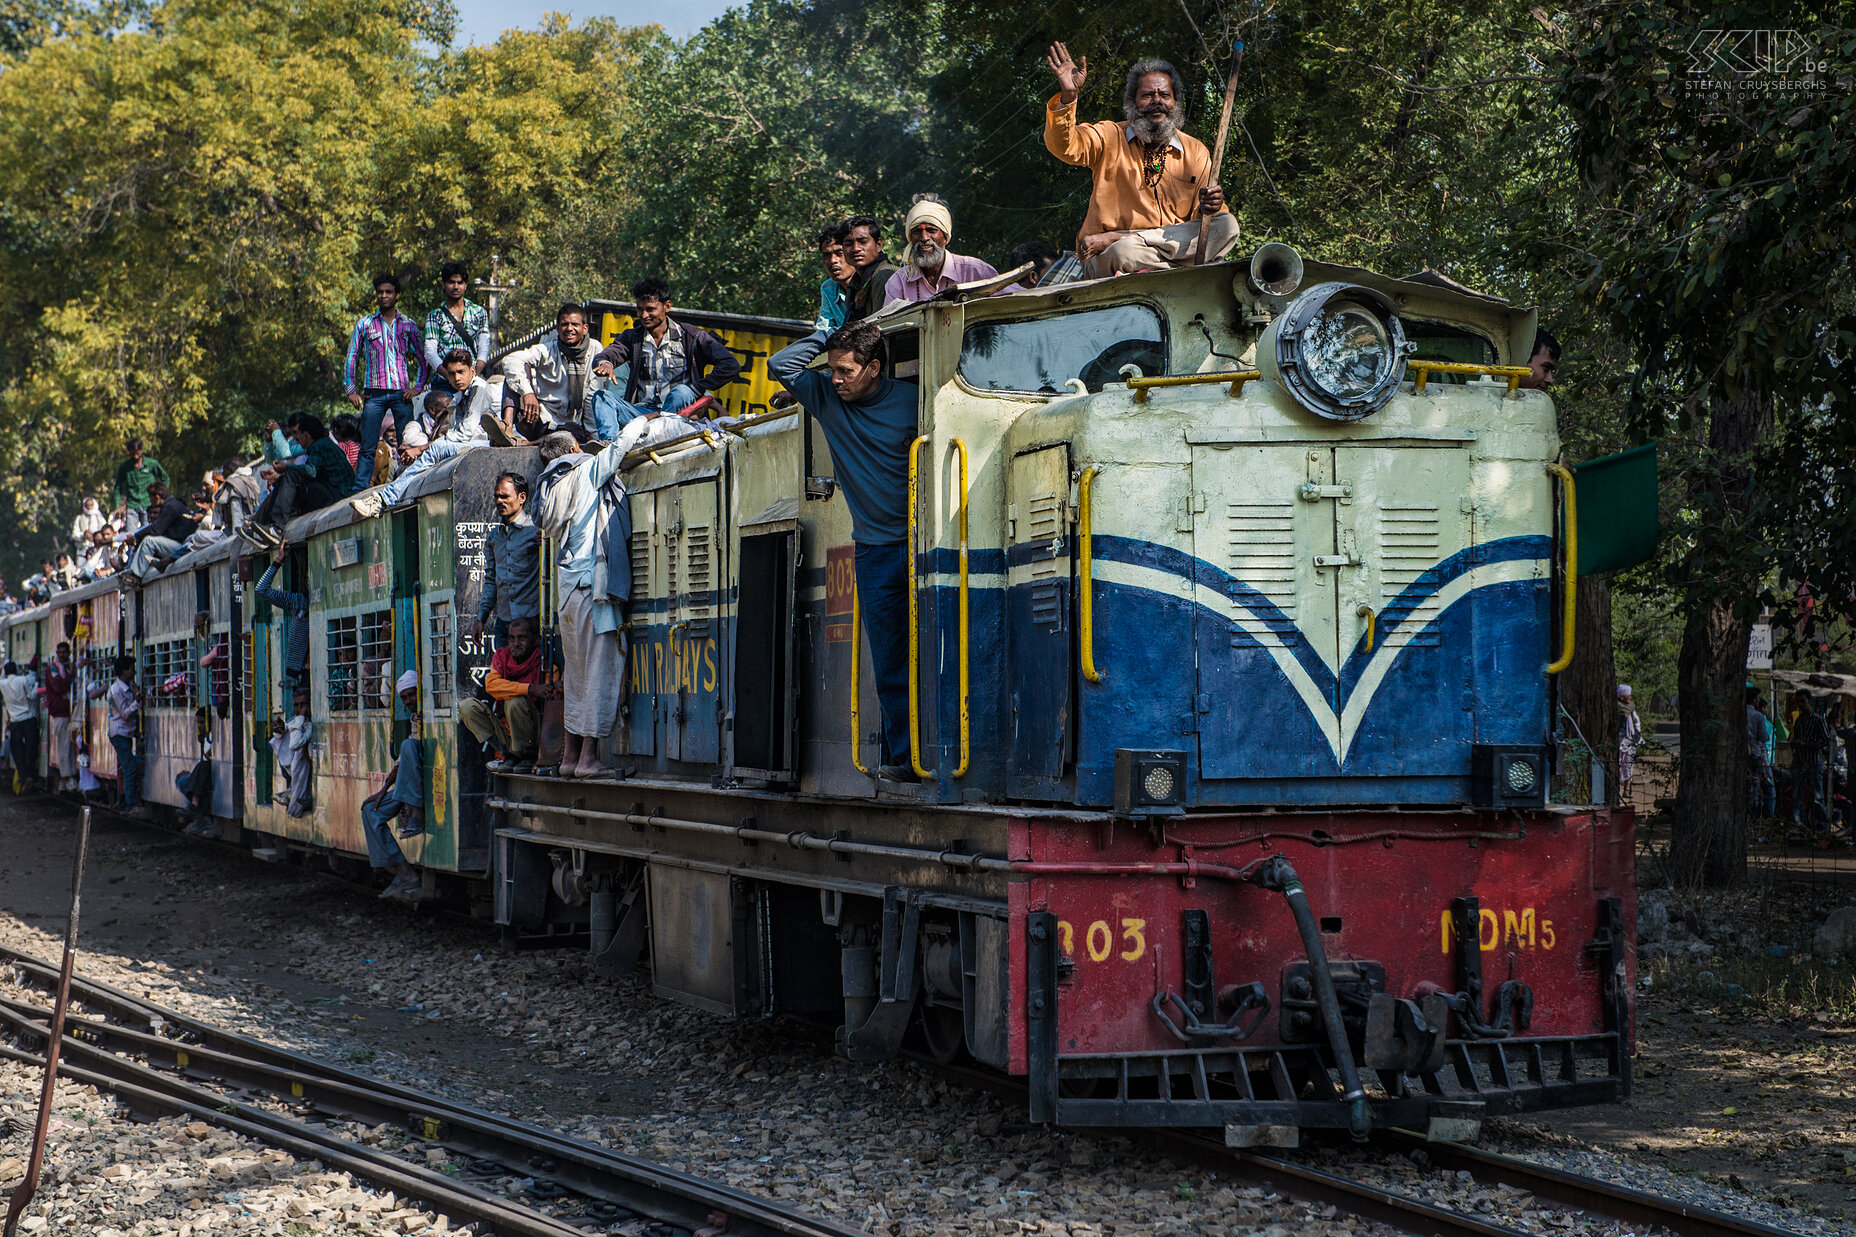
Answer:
[
  {"left": 624, "top": 490, "right": 658, "bottom": 757},
  {"left": 665, "top": 479, "right": 722, "bottom": 764}
]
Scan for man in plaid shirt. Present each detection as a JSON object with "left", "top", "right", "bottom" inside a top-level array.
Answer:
[
  {"left": 343, "top": 273, "right": 427, "bottom": 491},
  {"left": 424, "top": 261, "right": 492, "bottom": 396}
]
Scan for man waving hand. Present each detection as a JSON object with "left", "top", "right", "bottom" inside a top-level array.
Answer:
[{"left": 1043, "top": 42, "right": 1239, "bottom": 278}]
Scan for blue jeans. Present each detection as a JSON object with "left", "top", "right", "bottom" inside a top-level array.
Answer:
[
  {"left": 357, "top": 390, "right": 414, "bottom": 488},
  {"left": 853, "top": 541, "right": 912, "bottom": 769},
  {"left": 361, "top": 798, "right": 407, "bottom": 868},
  {"left": 110, "top": 734, "right": 143, "bottom": 808},
  {"left": 588, "top": 383, "right": 699, "bottom": 440}
]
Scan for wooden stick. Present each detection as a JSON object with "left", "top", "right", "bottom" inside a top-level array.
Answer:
[
  {"left": 1194, "top": 38, "right": 1245, "bottom": 266},
  {"left": 3, "top": 807, "right": 91, "bottom": 1237}
]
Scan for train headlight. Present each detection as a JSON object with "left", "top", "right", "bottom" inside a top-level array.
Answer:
[
  {"left": 1259, "top": 282, "right": 1414, "bottom": 421},
  {"left": 1470, "top": 744, "right": 1548, "bottom": 810},
  {"left": 1115, "top": 749, "right": 1187, "bottom": 817}
]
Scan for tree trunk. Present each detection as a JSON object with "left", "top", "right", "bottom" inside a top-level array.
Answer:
[
  {"left": 1559, "top": 575, "right": 1616, "bottom": 799},
  {"left": 1667, "top": 600, "right": 1752, "bottom": 886},
  {"left": 1667, "top": 391, "right": 1769, "bottom": 888}
]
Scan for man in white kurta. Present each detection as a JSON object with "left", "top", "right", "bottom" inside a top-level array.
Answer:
[{"left": 533, "top": 417, "right": 695, "bottom": 779}]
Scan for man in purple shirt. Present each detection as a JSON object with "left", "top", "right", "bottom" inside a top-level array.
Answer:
[
  {"left": 882, "top": 197, "right": 999, "bottom": 304},
  {"left": 342, "top": 273, "right": 427, "bottom": 490}
]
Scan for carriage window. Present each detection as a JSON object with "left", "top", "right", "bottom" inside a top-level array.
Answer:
[
  {"left": 206, "top": 634, "right": 231, "bottom": 712},
  {"left": 143, "top": 640, "right": 191, "bottom": 709},
  {"left": 359, "top": 609, "right": 394, "bottom": 709},
  {"left": 327, "top": 616, "right": 359, "bottom": 712},
  {"left": 959, "top": 304, "right": 1167, "bottom": 395},
  {"left": 427, "top": 601, "right": 453, "bottom": 713}
]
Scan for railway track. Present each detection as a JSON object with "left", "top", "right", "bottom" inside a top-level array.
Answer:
[
  {"left": 923, "top": 1057, "right": 1805, "bottom": 1237},
  {"left": 0, "top": 809, "right": 1807, "bottom": 1237},
  {"left": 0, "top": 943, "right": 860, "bottom": 1237}
]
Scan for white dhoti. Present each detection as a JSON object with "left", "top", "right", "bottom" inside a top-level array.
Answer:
[
  {"left": 560, "top": 585, "right": 623, "bottom": 737},
  {"left": 269, "top": 734, "right": 313, "bottom": 815},
  {"left": 49, "top": 717, "right": 74, "bottom": 781},
  {"left": 1082, "top": 213, "right": 1241, "bottom": 279}
]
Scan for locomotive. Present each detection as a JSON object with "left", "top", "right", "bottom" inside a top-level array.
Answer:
[{"left": 2, "top": 249, "right": 1634, "bottom": 1144}]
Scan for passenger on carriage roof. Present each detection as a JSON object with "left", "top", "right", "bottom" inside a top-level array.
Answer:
[
  {"left": 123, "top": 481, "right": 200, "bottom": 581},
  {"left": 841, "top": 215, "right": 898, "bottom": 324},
  {"left": 360, "top": 670, "right": 426, "bottom": 902},
  {"left": 814, "top": 221, "right": 854, "bottom": 332},
  {"left": 1043, "top": 46, "right": 1239, "bottom": 278},
  {"left": 473, "top": 472, "right": 540, "bottom": 643},
  {"left": 500, "top": 303, "right": 599, "bottom": 444},
  {"left": 769, "top": 318, "right": 919, "bottom": 784},
  {"left": 343, "top": 272, "right": 428, "bottom": 490},
  {"left": 240, "top": 414, "right": 360, "bottom": 549},
  {"left": 882, "top": 196, "right": 998, "bottom": 305},
  {"left": 588, "top": 278, "right": 744, "bottom": 439}
]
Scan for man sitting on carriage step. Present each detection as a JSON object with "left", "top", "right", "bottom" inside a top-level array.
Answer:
[
  {"left": 769, "top": 319, "right": 920, "bottom": 784},
  {"left": 1043, "top": 45, "right": 1239, "bottom": 278}
]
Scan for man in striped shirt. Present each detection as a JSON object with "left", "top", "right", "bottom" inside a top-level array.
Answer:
[{"left": 343, "top": 273, "right": 428, "bottom": 491}]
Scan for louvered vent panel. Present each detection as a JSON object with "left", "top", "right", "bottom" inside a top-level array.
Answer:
[
  {"left": 685, "top": 526, "right": 712, "bottom": 635},
  {"left": 1226, "top": 502, "right": 1296, "bottom": 646},
  {"left": 1380, "top": 503, "right": 1443, "bottom": 646},
  {"left": 629, "top": 532, "right": 650, "bottom": 629}
]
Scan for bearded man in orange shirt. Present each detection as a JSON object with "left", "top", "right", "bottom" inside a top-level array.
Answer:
[{"left": 1044, "top": 43, "right": 1241, "bottom": 278}]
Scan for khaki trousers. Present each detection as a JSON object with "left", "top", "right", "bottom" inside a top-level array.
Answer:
[
  {"left": 459, "top": 696, "right": 540, "bottom": 759},
  {"left": 1082, "top": 213, "right": 1241, "bottom": 278}
]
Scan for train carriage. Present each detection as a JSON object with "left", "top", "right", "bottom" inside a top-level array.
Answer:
[
  {"left": 131, "top": 538, "right": 242, "bottom": 820},
  {"left": 238, "top": 447, "right": 538, "bottom": 877}
]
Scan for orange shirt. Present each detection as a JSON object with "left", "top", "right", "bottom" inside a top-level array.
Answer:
[{"left": 1043, "top": 95, "right": 1224, "bottom": 246}]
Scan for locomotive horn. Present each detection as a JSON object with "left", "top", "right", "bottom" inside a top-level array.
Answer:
[{"left": 1248, "top": 243, "right": 1304, "bottom": 296}]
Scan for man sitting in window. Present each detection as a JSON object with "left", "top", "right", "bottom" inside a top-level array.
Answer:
[
  {"left": 459, "top": 617, "right": 557, "bottom": 773},
  {"left": 769, "top": 319, "right": 920, "bottom": 783}
]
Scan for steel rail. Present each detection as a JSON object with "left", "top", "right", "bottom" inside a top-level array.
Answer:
[
  {"left": 0, "top": 949, "right": 861, "bottom": 1237},
  {"left": 0, "top": 1025, "right": 593, "bottom": 1237},
  {"left": 1378, "top": 1131, "right": 1803, "bottom": 1237},
  {"left": 918, "top": 1054, "right": 1790, "bottom": 1237}
]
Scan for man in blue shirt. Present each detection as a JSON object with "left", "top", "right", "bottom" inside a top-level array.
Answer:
[
  {"left": 813, "top": 221, "right": 853, "bottom": 331},
  {"left": 472, "top": 472, "right": 540, "bottom": 645},
  {"left": 769, "top": 319, "right": 919, "bottom": 782},
  {"left": 361, "top": 670, "right": 426, "bottom": 901},
  {"left": 256, "top": 544, "right": 310, "bottom": 688}
]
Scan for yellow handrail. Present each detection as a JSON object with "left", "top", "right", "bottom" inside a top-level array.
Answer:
[
  {"left": 1079, "top": 466, "right": 1103, "bottom": 684},
  {"left": 1128, "top": 370, "right": 1263, "bottom": 402},
  {"left": 1356, "top": 605, "right": 1375, "bottom": 653},
  {"left": 1545, "top": 463, "right": 1577, "bottom": 674},
  {"left": 950, "top": 438, "right": 970, "bottom": 779},
  {"left": 849, "top": 583, "right": 870, "bottom": 776},
  {"left": 1408, "top": 361, "right": 1533, "bottom": 393},
  {"left": 907, "top": 435, "right": 931, "bottom": 779}
]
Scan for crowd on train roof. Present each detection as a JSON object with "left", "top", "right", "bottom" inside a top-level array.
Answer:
[{"left": 0, "top": 51, "right": 1583, "bottom": 883}]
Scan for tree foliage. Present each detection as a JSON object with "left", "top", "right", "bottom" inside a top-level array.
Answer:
[{"left": 0, "top": 0, "right": 640, "bottom": 555}]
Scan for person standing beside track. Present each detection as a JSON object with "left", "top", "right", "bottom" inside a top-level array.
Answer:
[
  {"left": 103, "top": 655, "right": 146, "bottom": 815},
  {"left": 361, "top": 671, "right": 426, "bottom": 901},
  {"left": 769, "top": 318, "right": 920, "bottom": 783},
  {"left": 1, "top": 661, "right": 40, "bottom": 794},
  {"left": 42, "top": 642, "right": 75, "bottom": 792}
]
